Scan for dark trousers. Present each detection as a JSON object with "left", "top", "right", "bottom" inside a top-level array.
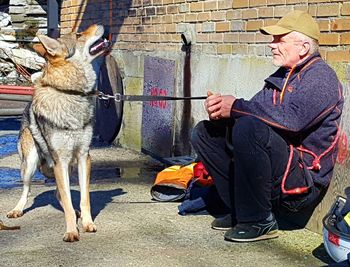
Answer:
[{"left": 191, "top": 116, "right": 323, "bottom": 223}]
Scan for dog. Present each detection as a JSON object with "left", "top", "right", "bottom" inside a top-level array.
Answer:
[{"left": 7, "top": 24, "right": 110, "bottom": 242}]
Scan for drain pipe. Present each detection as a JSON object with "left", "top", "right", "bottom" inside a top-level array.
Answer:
[{"left": 175, "top": 28, "right": 195, "bottom": 156}]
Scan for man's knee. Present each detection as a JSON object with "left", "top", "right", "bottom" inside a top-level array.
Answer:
[
  {"left": 191, "top": 120, "right": 227, "bottom": 148},
  {"left": 232, "top": 116, "right": 269, "bottom": 149}
]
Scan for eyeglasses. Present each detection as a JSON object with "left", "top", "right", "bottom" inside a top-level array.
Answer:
[
  {"left": 280, "top": 40, "right": 304, "bottom": 45},
  {"left": 272, "top": 38, "right": 307, "bottom": 47}
]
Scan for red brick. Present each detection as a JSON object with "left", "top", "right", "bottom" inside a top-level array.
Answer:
[
  {"left": 232, "top": 44, "right": 248, "bottom": 55},
  {"left": 249, "top": 0, "right": 267, "bottom": 7},
  {"left": 223, "top": 33, "right": 240, "bottom": 42},
  {"left": 319, "top": 33, "right": 339, "bottom": 45},
  {"left": 239, "top": 32, "right": 256, "bottom": 43},
  {"left": 204, "top": 1, "right": 217, "bottom": 11},
  {"left": 326, "top": 50, "right": 350, "bottom": 62},
  {"left": 190, "top": 2, "right": 203, "bottom": 12},
  {"left": 340, "top": 33, "right": 350, "bottom": 45},
  {"left": 331, "top": 19, "right": 350, "bottom": 31},
  {"left": 185, "top": 13, "right": 197, "bottom": 22},
  {"left": 227, "top": 10, "right": 242, "bottom": 19},
  {"left": 197, "top": 12, "right": 211, "bottom": 22},
  {"left": 246, "top": 20, "right": 263, "bottom": 31},
  {"left": 317, "top": 3, "right": 340, "bottom": 17},
  {"left": 242, "top": 8, "right": 258, "bottom": 19},
  {"left": 211, "top": 11, "right": 227, "bottom": 21},
  {"left": 218, "top": 0, "right": 233, "bottom": 10},
  {"left": 209, "top": 33, "right": 224, "bottom": 42},
  {"left": 196, "top": 33, "right": 210, "bottom": 43},
  {"left": 232, "top": 0, "right": 249, "bottom": 9},
  {"left": 267, "top": 0, "right": 286, "bottom": 6},
  {"left": 318, "top": 19, "right": 330, "bottom": 32},
  {"left": 342, "top": 3, "right": 350, "bottom": 16},
  {"left": 216, "top": 22, "right": 230, "bottom": 32},
  {"left": 258, "top": 7, "right": 273, "bottom": 18}
]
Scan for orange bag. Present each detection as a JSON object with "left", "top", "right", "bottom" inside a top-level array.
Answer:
[{"left": 150, "top": 162, "right": 213, "bottom": 202}]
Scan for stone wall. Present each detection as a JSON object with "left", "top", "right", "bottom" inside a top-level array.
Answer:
[
  {"left": 0, "top": 0, "right": 47, "bottom": 85},
  {"left": 0, "top": 0, "right": 47, "bottom": 41}
]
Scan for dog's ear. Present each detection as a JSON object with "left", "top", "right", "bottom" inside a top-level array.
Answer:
[
  {"left": 36, "top": 34, "right": 61, "bottom": 57},
  {"left": 32, "top": 43, "right": 46, "bottom": 57}
]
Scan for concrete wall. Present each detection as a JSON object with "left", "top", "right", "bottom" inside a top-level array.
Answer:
[{"left": 111, "top": 49, "right": 278, "bottom": 154}]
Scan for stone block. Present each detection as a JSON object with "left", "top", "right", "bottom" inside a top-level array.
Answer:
[
  {"left": 9, "top": 6, "right": 25, "bottom": 14},
  {"left": 9, "top": 0, "right": 27, "bottom": 5},
  {"left": 25, "top": 4, "right": 47, "bottom": 15}
]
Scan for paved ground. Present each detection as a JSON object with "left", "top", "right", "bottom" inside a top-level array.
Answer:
[{"left": 0, "top": 117, "right": 334, "bottom": 267}]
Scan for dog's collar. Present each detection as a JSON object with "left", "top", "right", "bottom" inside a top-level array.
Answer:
[{"left": 59, "top": 90, "right": 98, "bottom": 97}]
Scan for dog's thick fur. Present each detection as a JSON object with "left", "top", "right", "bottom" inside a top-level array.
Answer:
[{"left": 7, "top": 25, "right": 108, "bottom": 242}]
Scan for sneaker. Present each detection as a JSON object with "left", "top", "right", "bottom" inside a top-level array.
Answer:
[
  {"left": 224, "top": 216, "right": 278, "bottom": 242},
  {"left": 211, "top": 214, "right": 234, "bottom": 230}
]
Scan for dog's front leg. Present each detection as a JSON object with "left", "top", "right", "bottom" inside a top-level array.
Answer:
[
  {"left": 54, "top": 160, "right": 79, "bottom": 242},
  {"left": 78, "top": 153, "right": 96, "bottom": 233}
]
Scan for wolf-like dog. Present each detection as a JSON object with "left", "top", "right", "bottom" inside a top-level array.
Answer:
[{"left": 7, "top": 24, "right": 109, "bottom": 242}]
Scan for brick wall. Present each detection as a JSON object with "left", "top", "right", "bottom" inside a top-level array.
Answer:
[{"left": 61, "top": 0, "right": 350, "bottom": 62}]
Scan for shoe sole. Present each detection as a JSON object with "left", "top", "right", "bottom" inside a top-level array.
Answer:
[
  {"left": 224, "top": 230, "right": 279, "bottom": 242},
  {"left": 211, "top": 226, "right": 232, "bottom": 231}
]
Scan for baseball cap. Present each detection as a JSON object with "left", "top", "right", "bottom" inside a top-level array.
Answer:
[{"left": 259, "top": 10, "right": 320, "bottom": 41}]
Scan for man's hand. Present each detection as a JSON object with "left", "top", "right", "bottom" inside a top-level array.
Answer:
[{"left": 205, "top": 91, "right": 236, "bottom": 120}]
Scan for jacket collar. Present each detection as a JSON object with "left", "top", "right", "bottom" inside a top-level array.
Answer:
[{"left": 265, "top": 52, "right": 322, "bottom": 91}]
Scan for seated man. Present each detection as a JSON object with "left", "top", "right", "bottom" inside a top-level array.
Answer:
[{"left": 191, "top": 10, "right": 344, "bottom": 242}]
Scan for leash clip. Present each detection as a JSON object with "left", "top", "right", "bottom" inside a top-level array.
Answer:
[
  {"left": 114, "top": 93, "right": 121, "bottom": 102},
  {"left": 98, "top": 91, "right": 110, "bottom": 101}
]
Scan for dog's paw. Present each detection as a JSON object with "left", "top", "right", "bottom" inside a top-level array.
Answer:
[
  {"left": 7, "top": 210, "right": 23, "bottom": 218},
  {"left": 63, "top": 231, "right": 80, "bottom": 242},
  {"left": 83, "top": 222, "right": 97, "bottom": 233}
]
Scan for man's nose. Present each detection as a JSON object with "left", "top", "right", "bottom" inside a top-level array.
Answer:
[{"left": 268, "top": 42, "right": 276, "bottom": 49}]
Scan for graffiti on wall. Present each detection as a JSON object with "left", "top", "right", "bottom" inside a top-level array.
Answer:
[{"left": 141, "top": 56, "right": 175, "bottom": 158}]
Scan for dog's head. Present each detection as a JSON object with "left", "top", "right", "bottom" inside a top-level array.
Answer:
[{"left": 33, "top": 24, "right": 110, "bottom": 64}]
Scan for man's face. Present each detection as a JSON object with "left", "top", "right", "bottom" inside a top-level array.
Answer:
[{"left": 268, "top": 33, "right": 304, "bottom": 68}]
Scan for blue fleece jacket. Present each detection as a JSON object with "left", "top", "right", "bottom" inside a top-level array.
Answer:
[{"left": 231, "top": 52, "right": 344, "bottom": 188}]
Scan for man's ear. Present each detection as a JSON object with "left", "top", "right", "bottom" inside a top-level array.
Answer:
[
  {"left": 36, "top": 34, "right": 61, "bottom": 56},
  {"left": 300, "top": 41, "right": 311, "bottom": 57}
]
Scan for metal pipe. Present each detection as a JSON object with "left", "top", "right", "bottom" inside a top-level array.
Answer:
[
  {"left": 0, "top": 108, "right": 24, "bottom": 116},
  {"left": 0, "top": 85, "right": 34, "bottom": 95},
  {"left": 0, "top": 94, "right": 32, "bottom": 102}
]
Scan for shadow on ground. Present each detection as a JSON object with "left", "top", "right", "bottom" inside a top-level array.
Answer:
[
  {"left": 23, "top": 188, "right": 126, "bottom": 220},
  {"left": 313, "top": 243, "right": 335, "bottom": 265}
]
